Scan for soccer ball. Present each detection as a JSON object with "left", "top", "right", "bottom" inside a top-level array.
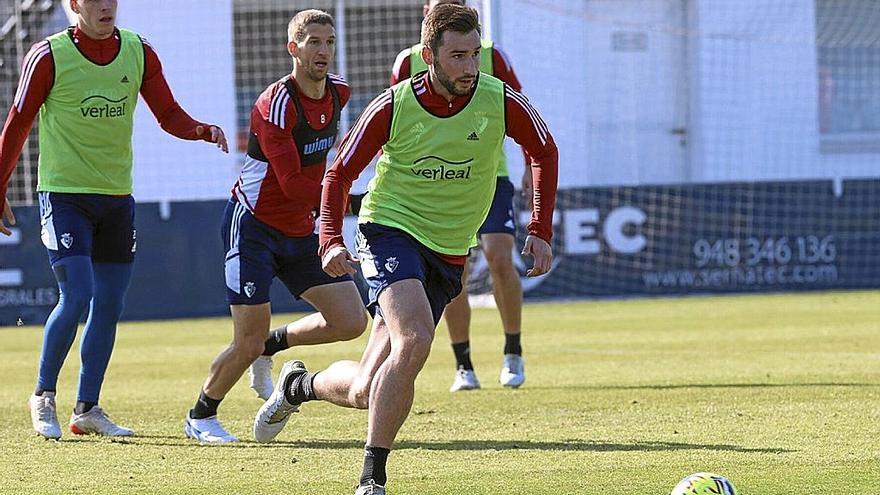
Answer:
[{"left": 670, "top": 472, "right": 737, "bottom": 495}]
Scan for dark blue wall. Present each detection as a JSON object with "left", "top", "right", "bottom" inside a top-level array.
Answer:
[
  {"left": 0, "top": 201, "right": 312, "bottom": 327},
  {"left": 502, "top": 178, "right": 880, "bottom": 298},
  {"left": 2, "top": 178, "right": 878, "bottom": 326}
]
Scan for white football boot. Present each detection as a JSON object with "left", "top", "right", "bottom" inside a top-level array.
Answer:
[
  {"left": 184, "top": 413, "right": 238, "bottom": 443},
  {"left": 248, "top": 355, "right": 275, "bottom": 400},
  {"left": 499, "top": 354, "right": 525, "bottom": 388},
  {"left": 253, "top": 360, "right": 306, "bottom": 443},
  {"left": 449, "top": 367, "right": 481, "bottom": 392},
  {"left": 28, "top": 392, "right": 62, "bottom": 440},
  {"left": 69, "top": 406, "right": 134, "bottom": 437},
  {"left": 354, "top": 480, "right": 386, "bottom": 495}
]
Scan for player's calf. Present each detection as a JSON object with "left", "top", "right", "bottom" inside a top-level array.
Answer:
[{"left": 318, "top": 306, "right": 368, "bottom": 343}]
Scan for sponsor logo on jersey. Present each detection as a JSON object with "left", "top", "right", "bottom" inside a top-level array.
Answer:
[
  {"left": 79, "top": 95, "right": 129, "bottom": 119},
  {"left": 410, "top": 156, "right": 474, "bottom": 181},
  {"left": 303, "top": 135, "right": 336, "bottom": 156}
]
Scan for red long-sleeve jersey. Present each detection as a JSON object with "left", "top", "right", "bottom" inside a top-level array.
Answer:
[
  {"left": 0, "top": 26, "right": 219, "bottom": 203},
  {"left": 233, "top": 75, "right": 350, "bottom": 237},
  {"left": 320, "top": 71, "right": 558, "bottom": 264}
]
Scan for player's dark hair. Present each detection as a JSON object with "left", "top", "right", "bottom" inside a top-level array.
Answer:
[
  {"left": 424, "top": 0, "right": 467, "bottom": 7},
  {"left": 288, "top": 9, "right": 334, "bottom": 43},
  {"left": 421, "top": 3, "right": 480, "bottom": 53}
]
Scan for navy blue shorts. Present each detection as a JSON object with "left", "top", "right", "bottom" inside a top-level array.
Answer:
[
  {"left": 478, "top": 176, "right": 516, "bottom": 236},
  {"left": 222, "top": 200, "right": 350, "bottom": 305},
  {"left": 355, "top": 222, "right": 464, "bottom": 326},
  {"left": 38, "top": 192, "right": 136, "bottom": 266}
]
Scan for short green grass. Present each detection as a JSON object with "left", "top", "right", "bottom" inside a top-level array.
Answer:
[{"left": 1, "top": 291, "right": 878, "bottom": 494}]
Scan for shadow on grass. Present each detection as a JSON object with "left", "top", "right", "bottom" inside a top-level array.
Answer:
[
  {"left": 46, "top": 435, "right": 305, "bottom": 450},
  {"left": 48, "top": 435, "right": 792, "bottom": 454},
  {"left": 530, "top": 382, "right": 878, "bottom": 391},
  {"left": 261, "top": 438, "right": 792, "bottom": 454}
]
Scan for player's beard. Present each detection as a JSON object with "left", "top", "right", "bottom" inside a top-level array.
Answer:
[
  {"left": 432, "top": 61, "right": 474, "bottom": 97},
  {"left": 305, "top": 63, "right": 327, "bottom": 82}
]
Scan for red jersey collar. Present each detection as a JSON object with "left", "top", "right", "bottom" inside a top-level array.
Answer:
[
  {"left": 72, "top": 25, "right": 120, "bottom": 50},
  {"left": 287, "top": 73, "right": 331, "bottom": 103},
  {"left": 69, "top": 26, "right": 121, "bottom": 65}
]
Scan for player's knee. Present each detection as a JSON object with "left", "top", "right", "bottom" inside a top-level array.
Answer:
[
  {"left": 392, "top": 332, "right": 433, "bottom": 373},
  {"left": 57, "top": 278, "right": 94, "bottom": 313},
  {"left": 59, "top": 290, "right": 92, "bottom": 315},
  {"left": 484, "top": 245, "right": 514, "bottom": 273},
  {"left": 232, "top": 339, "right": 265, "bottom": 362},
  {"left": 91, "top": 297, "right": 125, "bottom": 320},
  {"left": 336, "top": 307, "right": 368, "bottom": 341},
  {"left": 349, "top": 378, "right": 371, "bottom": 409},
  {"left": 90, "top": 301, "right": 125, "bottom": 322}
]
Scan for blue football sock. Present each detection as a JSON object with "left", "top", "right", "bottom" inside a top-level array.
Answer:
[
  {"left": 76, "top": 262, "right": 132, "bottom": 403},
  {"left": 37, "top": 256, "right": 94, "bottom": 393}
]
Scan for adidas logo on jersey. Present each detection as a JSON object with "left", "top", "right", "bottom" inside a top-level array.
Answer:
[
  {"left": 467, "top": 131, "right": 480, "bottom": 141},
  {"left": 120, "top": 75, "right": 129, "bottom": 83}
]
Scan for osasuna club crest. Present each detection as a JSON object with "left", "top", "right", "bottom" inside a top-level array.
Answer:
[
  {"left": 60, "top": 232, "right": 74, "bottom": 249},
  {"left": 384, "top": 257, "right": 399, "bottom": 273},
  {"left": 244, "top": 281, "right": 257, "bottom": 298}
]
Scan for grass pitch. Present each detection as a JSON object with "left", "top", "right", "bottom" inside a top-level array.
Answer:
[{"left": 0, "top": 291, "right": 878, "bottom": 494}]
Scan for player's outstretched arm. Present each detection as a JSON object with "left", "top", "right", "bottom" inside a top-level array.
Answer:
[
  {"left": 138, "top": 38, "right": 228, "bottom": 153},
  {"left": 195, "top": 124, "right": 229, "bottom": 153}
]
